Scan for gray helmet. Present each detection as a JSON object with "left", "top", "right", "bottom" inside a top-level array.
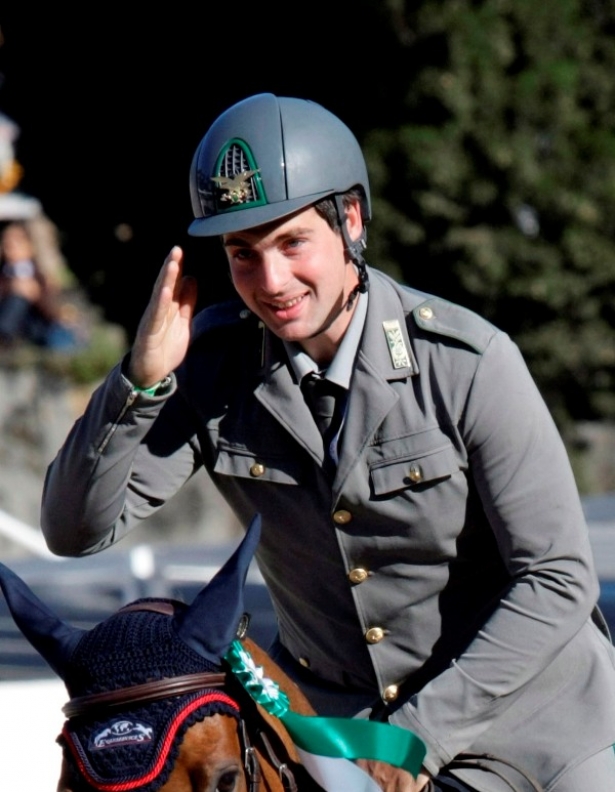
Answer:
[{"left": 188, "top": 93, "right": 371, "bottom": 238}]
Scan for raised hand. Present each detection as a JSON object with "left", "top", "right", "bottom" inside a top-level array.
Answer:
[{"left": 127, "top": 246, "right": 198, "bottom": 388}]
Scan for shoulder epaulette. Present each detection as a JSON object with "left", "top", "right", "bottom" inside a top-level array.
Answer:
[
  {"left": 411, "top": 297, "right": 498, "bottom": 354},
  {"left": 191, "top": 300, "right": 254, "bottom": 341}
]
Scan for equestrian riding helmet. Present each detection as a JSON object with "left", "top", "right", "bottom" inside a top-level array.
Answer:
[{"left": 188, "top": 93, "right": 371, "bottom": 238}]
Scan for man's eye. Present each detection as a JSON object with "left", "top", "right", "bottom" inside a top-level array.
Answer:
[{"left": 285, "top": 238, "right": 304, "bottom": 250}]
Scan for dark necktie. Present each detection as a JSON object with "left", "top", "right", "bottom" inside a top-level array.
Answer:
[{"left": 301, "top": 374, "right": 343, "bottom": 445}]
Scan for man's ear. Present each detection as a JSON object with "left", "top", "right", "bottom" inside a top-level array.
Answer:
[{"left": 344, "top": 199, "right": 364, "bottom": 243}]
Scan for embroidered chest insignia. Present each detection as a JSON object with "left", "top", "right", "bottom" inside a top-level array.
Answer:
[{"left": 382, "top": 319, "right": 411, "bottom": 370}]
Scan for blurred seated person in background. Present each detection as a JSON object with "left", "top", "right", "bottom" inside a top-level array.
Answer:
[{"left": 0, "top": 220, "right": 78, "bottom": 350}]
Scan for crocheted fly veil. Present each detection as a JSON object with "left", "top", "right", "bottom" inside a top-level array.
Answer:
[{"left": 0, "top": 515, "right": 263, "bottom": 792}]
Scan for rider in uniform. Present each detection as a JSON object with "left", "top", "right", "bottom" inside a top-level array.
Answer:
[{"left": 41, "top": 94, "right": 615, "bottom": 791}]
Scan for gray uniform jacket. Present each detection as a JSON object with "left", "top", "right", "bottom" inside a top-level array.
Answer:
[{"left": 42, "top": 268, "right": 615, "bottom": 790}]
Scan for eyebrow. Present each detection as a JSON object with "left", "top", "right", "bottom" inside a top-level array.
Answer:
[{"left": 223, "top": 227, "right": 314, "bottom": 248}]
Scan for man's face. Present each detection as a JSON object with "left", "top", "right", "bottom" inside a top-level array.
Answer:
[{"left": 223, "top": 203, "right": 362, "bottom": 364}]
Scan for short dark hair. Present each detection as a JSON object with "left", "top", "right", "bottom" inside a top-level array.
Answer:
[{"left": 313, "top": 188, "right": 364, "bottom": 231}]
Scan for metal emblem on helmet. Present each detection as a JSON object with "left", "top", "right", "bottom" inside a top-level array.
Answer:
[
  {"left": 212, "top": 170, "right": 259, "bottom": 204},
  {"left": 209, "top": 138, "right": 267, "bottom": 213}
]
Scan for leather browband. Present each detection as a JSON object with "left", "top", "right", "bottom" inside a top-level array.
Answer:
[{"left": 63, "top": 671, "right": 227, "bottom": 719}]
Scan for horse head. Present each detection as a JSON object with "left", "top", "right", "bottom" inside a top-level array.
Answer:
[{"left": 0, "top": 515, "right": 319, "bottom": 792}]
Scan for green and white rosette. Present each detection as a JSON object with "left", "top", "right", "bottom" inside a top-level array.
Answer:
[{"left": 225, "top": 640, "right": 426, "bottom": 792}]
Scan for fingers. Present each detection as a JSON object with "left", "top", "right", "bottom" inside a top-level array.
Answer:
[
  {"left": 152, "top": 246, "right": 184, "bottom": 310},
  {"left": 142, "top": 247, "right": 186, "bottom": 333},
  {"left": 128, "top": 246, "right": 196, "bottom": 387},
  {"left": 356, "top": 759, "right": 429, "bottom": 792}
]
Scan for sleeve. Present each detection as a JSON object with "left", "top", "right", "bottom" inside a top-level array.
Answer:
[
  {"left": 388, "top": 331, "right": 599, "bottom": 775},
  {"left": 40, "top": 360, "right": 202, "bottom": 557}
]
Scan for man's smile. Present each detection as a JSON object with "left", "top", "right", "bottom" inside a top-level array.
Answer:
[{"left": 266, "top": 294, "right": 307, "bottom": 310}]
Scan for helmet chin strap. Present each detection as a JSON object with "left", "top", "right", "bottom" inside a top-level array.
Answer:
[
  {"left": 303, "top": 210, "right": 367, "bottom": 344},
  {"left": 333, "top": 194, "right": 369, "bottom": 309}
]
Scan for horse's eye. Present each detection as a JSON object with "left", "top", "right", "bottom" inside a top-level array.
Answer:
[{"left": 216, "top": 769, "right": 240, "bottom": 792}]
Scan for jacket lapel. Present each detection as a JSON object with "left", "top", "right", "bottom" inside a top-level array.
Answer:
[
  {"left": 334, "top": 271, "right": 419, "bottom": 494},
  {"left": 250, "top": 270, "right": 420, "bottom": 478},
  {"left": 254, "top": 331, "right": 325, "bottom": 465}
]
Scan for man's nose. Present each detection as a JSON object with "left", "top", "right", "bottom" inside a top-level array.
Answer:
[{"left": 258, "top": 253, "right": 291, "bottom": 293}]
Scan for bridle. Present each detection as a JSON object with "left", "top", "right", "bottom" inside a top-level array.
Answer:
[
  {"left": 60, "top": 600, "right": 300, "bottom": 792},
  {"left": 61, "top": 602, "right": 544, "bottom": 792},
  {"left": 62, "top": 672, "right": 228, "bottom": 719}
]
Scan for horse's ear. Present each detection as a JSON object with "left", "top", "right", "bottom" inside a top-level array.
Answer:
[
  {"left": 174, "top": 513, "right": 262, "bottom": 663},
  {"left": 0, "top": 561, "right": 85, "bottom": 679}
]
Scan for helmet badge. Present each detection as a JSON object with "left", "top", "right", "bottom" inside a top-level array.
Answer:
[
  {"left": 212, "top": 170, "right": 259, "bottom": 205},
  {"left": 208, "top": 138, "right": 268, "bottom": 214}
]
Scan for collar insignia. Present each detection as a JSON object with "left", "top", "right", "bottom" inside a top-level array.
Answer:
[{"left": 382, "top": 319, "right": 411, "bottom": 370}]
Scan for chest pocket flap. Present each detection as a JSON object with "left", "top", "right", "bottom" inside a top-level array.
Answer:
[
  {"left": 369, "top": 433, "right": 460, "bottom": 496},
  {"left": 214, "top": 444, "right": 302, "bottom": 485}
]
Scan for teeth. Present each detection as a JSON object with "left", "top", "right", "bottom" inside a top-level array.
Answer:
[{"left": 271, "top": 295, "right": 304, "bottom": 309}]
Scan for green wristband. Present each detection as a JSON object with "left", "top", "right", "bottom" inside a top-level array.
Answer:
[{"left": 133, "top": 375, "right": 172, "bottom": 396}]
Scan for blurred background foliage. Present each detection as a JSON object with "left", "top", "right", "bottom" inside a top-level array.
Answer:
[
  {"left": 363, "top": 0, "right": 615, "bottom": 429},
  {"left": 1, "top": 0, "right": 614, "bottom": 435}
]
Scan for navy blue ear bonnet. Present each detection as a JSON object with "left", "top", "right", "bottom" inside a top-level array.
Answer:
[
  {"left": 60, "top": 601, "right": 240, "bottom": 792},
  {"left": 66, "top": 600, "right": 210, "bottom": 696},
  {"left": 0, "top": 515, "right": 263, "bottom": 792}
]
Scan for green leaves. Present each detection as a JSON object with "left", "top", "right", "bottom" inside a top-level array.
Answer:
[{"left": 362, "top": 0, "right": 615, "bottom": 427}]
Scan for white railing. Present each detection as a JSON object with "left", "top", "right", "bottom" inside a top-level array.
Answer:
[{"left": 0, "top": 509, "right": 58, "bottom": 559}]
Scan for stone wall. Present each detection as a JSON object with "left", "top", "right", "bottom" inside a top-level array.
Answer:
[{"left": 0, "top": 362, "right": 241, "bottom": 560}]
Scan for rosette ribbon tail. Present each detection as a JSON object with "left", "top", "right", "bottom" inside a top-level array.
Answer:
[{"left": 225, "top": 640, "right": 426, "bottom": 792}]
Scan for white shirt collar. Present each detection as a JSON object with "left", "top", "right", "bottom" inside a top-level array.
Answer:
[{"left": 284, "top": 291, "right": 368, "bottom": 389}]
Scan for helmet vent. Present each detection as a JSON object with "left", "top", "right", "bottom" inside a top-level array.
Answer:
[{"left": 209, "top": 139, "right": 267, "bottom": 213}]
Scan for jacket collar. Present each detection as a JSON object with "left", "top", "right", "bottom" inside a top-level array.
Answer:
[
  {"left": 253, "top": 267, "right": 420, "bottom": 471},
  {"left": 256, "top": 267, "right": 420, "bottom": 383},
  {"left": 357, "top": 267, "right": 419, "bottom": 381}
]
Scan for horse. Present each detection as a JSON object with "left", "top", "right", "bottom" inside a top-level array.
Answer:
[
  {"left": 0, "top": 516, "right": 324, "bottom": 792},
  {"left": 0, "top": 517, "right": 548, "bottom": 792}
]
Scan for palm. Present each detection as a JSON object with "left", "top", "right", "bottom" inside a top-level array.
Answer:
[{"left": 129, "top": 247, "right": 198, "bottom": 387}]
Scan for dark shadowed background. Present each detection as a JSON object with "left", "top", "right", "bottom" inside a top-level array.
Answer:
[{"left": 0, "top": 4, "right": 389, "bottom": 337}]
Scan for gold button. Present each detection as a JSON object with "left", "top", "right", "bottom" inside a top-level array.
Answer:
[
  {"left": 249, "top": 462, "right": 265, "bottom": 477},
  {"left": 348, "top": 567, "right": 369, "bottom": 584},
  {"left": 365, "top": 627, "right": 385, "bottom": 644},
  {"left": 299, "top": 657, "right": 310, "bottom": 668},
  {"left": 333, "top": 509, "right": 352, "bottom": 525},
  {"left": 408, "top": 463, "right": 423, "bottom": 483},
  {"left": 418, "top": 306, "right": 433, "bottom": 320},
  {"left": 382, "top": 684, "right": 399, "bottom": 702}
]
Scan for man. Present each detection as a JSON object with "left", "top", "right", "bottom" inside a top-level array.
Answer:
[{"left": 41, "top": 93, "right": 615, "bottom": 791}]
